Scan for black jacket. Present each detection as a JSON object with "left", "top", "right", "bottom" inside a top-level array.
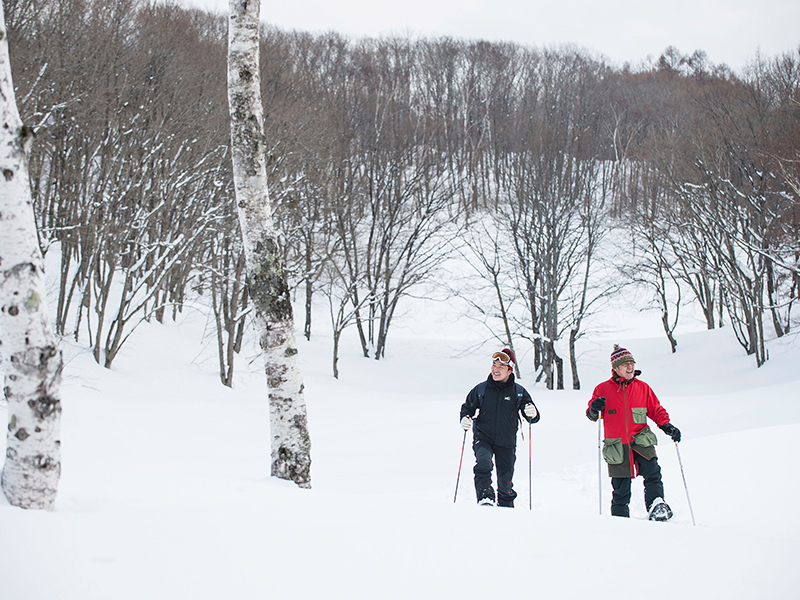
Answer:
[{"left": 460, "top": 374, "right": 539, "bottom": 448}]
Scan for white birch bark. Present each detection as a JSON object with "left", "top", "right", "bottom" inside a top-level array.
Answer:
[
  {"left": 227, "top": 0, "right": 311, "bottom": 487},
  {"left": 0, "top": 6, "right": 63, "bottom": 509}
]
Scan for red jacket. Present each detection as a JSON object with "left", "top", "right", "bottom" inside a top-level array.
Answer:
[{"left": 589, "top": 373, "right": 670, "bottom": 476}]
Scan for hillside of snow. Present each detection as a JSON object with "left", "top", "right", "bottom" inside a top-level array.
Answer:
[{"left": 1, "top": 281, "right": 799, "bottom": 599}]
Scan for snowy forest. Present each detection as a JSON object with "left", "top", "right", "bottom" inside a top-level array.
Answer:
[
  {"left": 2, "top": 0, "right": 800, "bottom": 596},
  {"left": 3, "top": 0, "right": 799, "bottom": 392}
]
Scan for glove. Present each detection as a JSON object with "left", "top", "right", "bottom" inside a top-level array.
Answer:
[
  {"left": 590, "top": 396, "right": 606, "bottom": 413},
  {"left": 659, "top": 422, "right": 681, "bottom": 443},
  {"left": 460, "top": 416, "right": 473, "bottom": 431},
  {"left": 523, "top": 403, "right": 538, "bottom": 419}
]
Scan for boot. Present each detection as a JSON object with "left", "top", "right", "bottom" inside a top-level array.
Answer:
[{"left": 648, "top": 498, "right": 673, "bottom": 522}]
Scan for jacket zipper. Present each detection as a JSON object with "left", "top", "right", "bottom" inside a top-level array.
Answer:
[{"left": 622, "top": 382, "right": 634, "bottom": 477}]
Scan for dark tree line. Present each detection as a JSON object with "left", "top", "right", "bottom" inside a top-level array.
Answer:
[{"left": 3, "top": 0, "right": 798, "bottom": 385}]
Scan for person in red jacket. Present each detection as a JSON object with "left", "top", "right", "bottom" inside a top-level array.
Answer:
[{"left": 586, "top": 345, "right": 681, "bottom": 520}]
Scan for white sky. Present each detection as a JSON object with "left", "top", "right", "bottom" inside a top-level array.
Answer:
[{"left": 184, "top": 0, "right": 799, "bottom": 71}]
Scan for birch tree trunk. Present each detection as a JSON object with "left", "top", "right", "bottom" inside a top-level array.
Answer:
[
  {"left": 227, "top": 0, "right": 311, "bottom": 487},
  {"left": 0, "top": 5, "right": 63, "bottom": 509}
]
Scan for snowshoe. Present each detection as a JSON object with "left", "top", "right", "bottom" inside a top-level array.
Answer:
[
  {"left": 478, "top": 497, "right": 496, "bottom": 507},
  {"left": 648, "top": 498, "right": 673, "bottom": 522}
]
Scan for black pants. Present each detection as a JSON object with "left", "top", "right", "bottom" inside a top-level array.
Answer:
[
  {"left": 473, "top": 438, "right": 517, "bottom": 507},
  {"left": 610, "top": 452, "right": 664, "bottom": 517}
]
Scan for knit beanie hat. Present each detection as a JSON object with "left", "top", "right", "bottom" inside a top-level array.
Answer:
[{"left": 610, "top": 344, "right": 635, "bottom": 369}]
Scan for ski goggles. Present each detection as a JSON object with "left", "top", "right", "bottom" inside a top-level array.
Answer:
[{"left": 492, "top": 351, "right": 514, "bottom": 367}]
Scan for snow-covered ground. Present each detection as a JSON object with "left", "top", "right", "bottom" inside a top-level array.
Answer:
[{"left": 2, "top": 282, "right": 799, "bottom": 599}]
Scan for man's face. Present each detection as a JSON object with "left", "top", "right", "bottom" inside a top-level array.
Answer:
[
  {"left": 491, "top": 359, "right": 511, "bottom": 382},
  {"left": 613, "top": 360, "right": 636, "bottom": 380}
]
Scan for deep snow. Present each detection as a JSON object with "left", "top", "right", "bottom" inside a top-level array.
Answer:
[{"left": 2, "top": 281, "right": 800, "bottom": 599}]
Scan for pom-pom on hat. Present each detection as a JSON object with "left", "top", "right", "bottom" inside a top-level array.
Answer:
[
  {"left": 610, "top": 344, "right": 635, "bottom": 370},
  {"left": 492, "top": 347, "right": 516, "bottom": 372}
]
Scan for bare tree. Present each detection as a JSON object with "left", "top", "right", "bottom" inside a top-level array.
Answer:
[
  {"left": 500, "top": 49, "right": 607, "bottom": 389},
  {"left": 227, "top": 0, "right": 311, "bottom": 487},
  {"left": 209, "top": 231, "right": 249, "bottom": 388},
  {"left": 0, "top": 2, "right": 62, "bottom": 509},
  {"left": 450, "top": 216, "right": 520, "bottom": 368},
  {"left": 623, "top": 219, "right": 682, "bottom": 353}
]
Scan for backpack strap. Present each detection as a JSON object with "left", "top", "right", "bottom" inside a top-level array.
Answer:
[{"left": 476, "top": 381, "right": 487, "bottom": 408}]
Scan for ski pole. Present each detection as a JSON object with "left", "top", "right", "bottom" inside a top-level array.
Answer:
[
  {"left": 454, "top": 430, "right": 467, "bottom": 503},
  {"left": 675, "top": 442, "right": 696, "bottom": 526},
  {"left": 598, "top": 416, "right": 602, "bottom": 515},
  {"left": 528, "top": 422, "right": 532, "bottom": 510}
]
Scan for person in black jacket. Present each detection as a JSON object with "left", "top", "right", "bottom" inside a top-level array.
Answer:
[{"left": 459, "top": 348, "right": 540, "bottom": 507}]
